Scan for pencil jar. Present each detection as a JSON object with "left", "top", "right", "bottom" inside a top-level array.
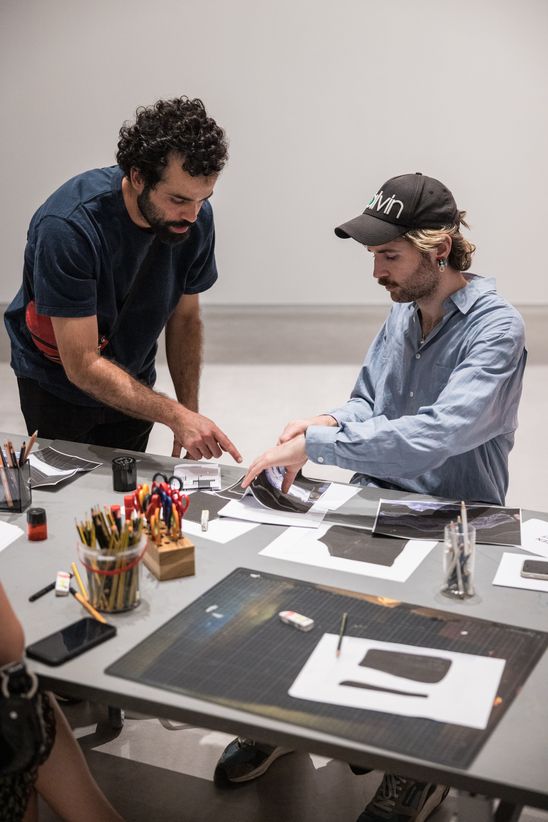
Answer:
[
  {"left": 77, "top": 535, "right": 146, "bottom": 613},
  {"left": 0, "top": 460, "right": 32, "bottom": 513},
  {"left": 112, "top": 456, "right": 137, "bottom": 492},
  {"left": 442, "top": 524, "right": 476, "bottom": 599}
]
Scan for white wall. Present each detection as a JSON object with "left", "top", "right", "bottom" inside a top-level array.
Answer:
[{"left": 1, "top": 0, "right": 547, "bottom": 306}]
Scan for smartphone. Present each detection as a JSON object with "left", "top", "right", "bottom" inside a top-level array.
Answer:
[
  {"left": 26, "top": 617, "right": 116, "bottom": 666},
  {"left": 520, "top": 559, "right": 548, "bottom": 580}
]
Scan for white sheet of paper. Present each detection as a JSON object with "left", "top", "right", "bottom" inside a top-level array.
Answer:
[
  {"left": 289, "top": 634, "right": 505, "bottom": 729},
  {"left": 0, "top": 521, "right": 24, "bottom": 553},
  {"left": 182, "top": 516, "right": 259, "bottom": 544},
  {"left": 309, "top": 483, "right": 360, "bottom": 513},
  {"left": 492, "top": 552, "right": 548, "bottom": 593},
  {"left": 519, "top": 519, "right": 548, "bottom": 559},
  {"left": 260, "top": 525, "right": 437, "bottom": 582},
  {"left": 217, "top": 496, "right": 325, "bottom": 528}
]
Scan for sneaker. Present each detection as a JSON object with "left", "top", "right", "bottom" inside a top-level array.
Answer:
[
  {"left": 349, "top": 763, "right": 372, "bottom": 776},
  {"left": 214, "top": 737, "right": 293, "bottom": 786},
  {"left": 357, "top": 774, "right": 449, "bottom": 821}
]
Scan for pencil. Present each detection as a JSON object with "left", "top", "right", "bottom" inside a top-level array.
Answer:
[
  {"left": 22, "top": 430, "right": 38, "bottom": 463},
  {"left": 0, "top": 445, "right": 19, "bottom": 507},
  {"left": 4, "top": 442, "right": 14, "bottom": 468},
  {"left": 460, "top": 500, "right": 468, "bottom": 535},
  {"left": 70, "top": 587, "right": 108, "bottom": 624},
  {"left": 7, "top": 442, "right": 18, "bottom": 469},
  {"left": 336, "top": 612, "right": 348, "bottom": 657},
  {"left": 71, "top": 561, "right": 88, "bottom": 601},
  {"left": 0, "top": 465, "right": 13, "bottom": 509}
]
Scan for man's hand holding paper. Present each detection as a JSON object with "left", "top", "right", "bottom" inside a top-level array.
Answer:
[{"left": 242, "top": 435, "right": 308, "bottom": 492}]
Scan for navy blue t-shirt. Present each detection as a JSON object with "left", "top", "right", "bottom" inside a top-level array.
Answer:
[{"left": 4, "top": 166, "right": 218, "bottom": 406}]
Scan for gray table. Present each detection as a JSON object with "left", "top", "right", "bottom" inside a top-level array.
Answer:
[{"left": 1, "top": 437, "right": 547, "bottom": 822}]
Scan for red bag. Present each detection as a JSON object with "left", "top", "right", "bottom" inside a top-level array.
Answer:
[
  {"left": 25, "top": 301, "right": 62, "bottom": 363},
  {"left": 25, "top": 301, "right": 108, "bottom": 364}
]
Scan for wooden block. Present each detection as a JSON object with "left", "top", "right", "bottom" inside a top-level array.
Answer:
[{"left": 143, "top": 534, "right": 195, "bottom": 581}]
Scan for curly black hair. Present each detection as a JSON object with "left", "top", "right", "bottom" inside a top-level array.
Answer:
[{"left": 116, "top": 97, "right": 228, "bottom": 187}]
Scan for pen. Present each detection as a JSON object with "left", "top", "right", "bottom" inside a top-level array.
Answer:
[
  {"left": 70, "top": 586, "right": 108, "bottom": 624},
  {"left": 29, "top": 580, "right": 56, "bottom": 602},
  {"left": 336, "top": 612, "right": 348, "bottom": 657},
  {"left": 455, "top": 517, "right": 465, "bottom": 597}
]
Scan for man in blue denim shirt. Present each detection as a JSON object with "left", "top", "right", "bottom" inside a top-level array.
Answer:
[
  {"left": 217, "top": 173, "right": 526, "bottom": 822},
  {"left": 243, "top": 172, "right": 526, "bottom": 508}
]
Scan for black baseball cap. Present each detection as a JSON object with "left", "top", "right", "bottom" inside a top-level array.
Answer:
[{"left": 335, "top": 172, "right": 458, "bottom": 246}]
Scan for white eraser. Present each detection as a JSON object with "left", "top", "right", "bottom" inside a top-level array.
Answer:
[
  {"left": 278, "top": 610, "right": 314, "bottom": 632},
  {"left": 55, "top": 571, "right": 71, "bottom": 596},
  {"left": 201, "top": 509, "right": 209, "bottom": 531}
]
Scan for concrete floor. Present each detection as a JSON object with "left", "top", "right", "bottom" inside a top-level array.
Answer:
[{"left": 1, "top": 307, "right": 547, "bottom": 821}]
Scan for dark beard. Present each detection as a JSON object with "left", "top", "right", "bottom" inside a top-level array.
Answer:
[
  {"left": 137, "top": 188, "right": 192, "bottom": 246},
  {"left": 378, "top": 256, "right": 439, "bottom": 303}
]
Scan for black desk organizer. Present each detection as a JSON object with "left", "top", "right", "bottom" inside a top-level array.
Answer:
[{"left": 0, "top": 461, "right": 32, "bottom": 513}]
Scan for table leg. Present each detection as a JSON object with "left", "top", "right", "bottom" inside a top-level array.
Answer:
[{"left": 107, "top": 705, "right": 125, "bottom": 730}]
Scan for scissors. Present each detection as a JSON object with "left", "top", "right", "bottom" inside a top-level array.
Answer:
[
  {"left": 171, "top": 491, "right": 190, "bottom": 518},
  {"left": 151, "top": 472, "right": 183, "bottom": 491}
]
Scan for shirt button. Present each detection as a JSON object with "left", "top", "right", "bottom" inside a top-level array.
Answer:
[
  {"left": 409, "top": 391, "right": 414, "bottom": 397},
  {"left": 415, "top": 353, "right": 421, "bottom": 359},
  {"left": 317, "top": 456, "right": 324, "bottom": 464}
]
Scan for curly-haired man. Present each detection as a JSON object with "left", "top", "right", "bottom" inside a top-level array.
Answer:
[{"left": 5, "top": 97, "right": 241, "bottom": 460}]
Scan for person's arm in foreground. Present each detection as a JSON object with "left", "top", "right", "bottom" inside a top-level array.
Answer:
[
  {"left": 51, "top": 314, "right": 241, "bottom": 463},
  {"left": 0, "top": 581, "right": 25, "bottom": 665},
  {"left": 29, "top": 696, "right": 124, "bottom": 822},
  {"left": 0, "top": 583, "right": 123, "bottom": 821},
  {"left": 165, "top": 293, "right": 203, "bottom": 457}
]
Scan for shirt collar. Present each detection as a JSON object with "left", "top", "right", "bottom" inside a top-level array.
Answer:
[
  {"left": 405, "top": 273, "right": 497, "bottom": 320},
  {"left": 444, "top": 273, "right": 497, "bottom": 315}
]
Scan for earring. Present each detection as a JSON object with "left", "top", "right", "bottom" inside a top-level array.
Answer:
[{"left": 438, "top": 258, "right": 448, "bottom": 271}]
